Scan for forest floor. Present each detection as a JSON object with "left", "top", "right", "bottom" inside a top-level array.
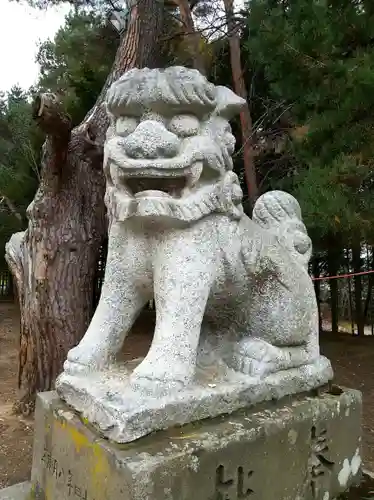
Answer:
[{"left": 1, "top": 303, "right": 374, "bottom": 498}]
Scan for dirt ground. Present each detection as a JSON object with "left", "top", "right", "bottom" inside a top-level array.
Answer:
[
  {"left": 0, "top": 303, "right": 33, "bottom": 489},
  {"left": 1, "top": 303, "right": 374, "bottom": 495}
]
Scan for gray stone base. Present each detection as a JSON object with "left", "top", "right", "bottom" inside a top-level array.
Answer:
[
  {"left": 0, "top": 482, "right": 30, "bottom": 500},
  {"left": 56, "top": 355, "right": 333, "bottom": 443},
  {"left": 29, "top": 388, "right": 362, "bottom": 500}
]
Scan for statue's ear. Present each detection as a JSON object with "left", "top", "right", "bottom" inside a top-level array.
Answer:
[{"left": 215, "top": 86, "right": 247, "bottom": 120}]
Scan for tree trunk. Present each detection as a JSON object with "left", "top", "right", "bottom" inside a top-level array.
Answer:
[
  {"left": 363, "top": 274, "right": 373, "bottom": 322},
  {"left": 5, "top": 0, "right": 165, "bottom": 415},
  {"left": 352, "top": 241, "right": 364, "bottom": 336},
  {"left": 363, "top": 245, "right": 374, "bottom": 323},
  {"left": 174, "top": 0, "right": 207, "bottom": 74},
  {"left": 346, "top": 248, "right": 355, "bottom": 335},
  {"left": 327, "top": 246, "right": 339, "bottom": 334},
  {"left": 223, "top": 0, "right": 258, "bottom": 209}
]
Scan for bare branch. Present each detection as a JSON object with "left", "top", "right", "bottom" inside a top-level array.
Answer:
[{"left": 0, "top": 195, "right": 23, "bottom": 222}]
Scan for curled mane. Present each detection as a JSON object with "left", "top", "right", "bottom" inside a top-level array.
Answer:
[
  {"left": 106, "top": 66, "right": 217, "bottom": 117},
  {"left": 252, "top": 190, "right": 302, "bottom": 228}
]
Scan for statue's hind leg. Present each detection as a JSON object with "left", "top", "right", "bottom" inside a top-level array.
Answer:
[
  {"left": 228, "top": 273, "right": 319, "bottom": 377},
  {"left": 234, "top": 189, "right": 322, "bottom": 377},
  {"left": 230, "top": 336, "right": 319, "bottom": 377}
]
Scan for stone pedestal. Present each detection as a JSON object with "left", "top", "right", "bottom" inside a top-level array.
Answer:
[
  {"left": 56, "top": 355, "right": 333, "bottom": 443},
  {"left": 29, "top": 388, "right": 362, "bottom": 500}
]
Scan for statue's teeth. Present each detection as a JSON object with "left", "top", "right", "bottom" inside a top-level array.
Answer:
[{"left": 187, "top": 163, "right": 203, "bottom": 188}]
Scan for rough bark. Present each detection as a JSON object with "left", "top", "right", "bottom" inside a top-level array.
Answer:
[
  {"left": 5, "top": 0, "right": 165, "bottom": 415},
  {"left": 223, "top": 0, "right": 258, "bottom": 209}
]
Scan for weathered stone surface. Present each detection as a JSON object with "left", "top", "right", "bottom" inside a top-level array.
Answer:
[
  {"left": 56, "top": 66, "right": 333, "bottom": 441},
  {"left": 30, "top": 389, "right": 361, "bottom": 500},
  {"left": 0, "top": 482, "right": 30, "bottom": 500},
  {"left": 57, "top": 356, "right": 332, "bottom": 443}
]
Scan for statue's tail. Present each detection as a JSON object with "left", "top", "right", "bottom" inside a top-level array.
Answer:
[{"left": 252, "top": 190, "right": 312, "bottom": 268}]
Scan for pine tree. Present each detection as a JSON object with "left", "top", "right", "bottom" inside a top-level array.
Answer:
[{"left": 244, "top": 0, "right": 374, "bottom": 243}]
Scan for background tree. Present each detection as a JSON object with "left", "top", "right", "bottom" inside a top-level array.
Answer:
[
  {"left": 35, "top": 10, "right": 118, "bottom": 125},
  {"left": 223, "top": 0, "right": 258, "bottom": 208},
  {"left": 166, "top": 0, "right": 259, "bottom": 207},
  {"left": 243, "top": 0, "right": 374, "bottom": 333},
  {"left": 6, "top": 0, "right": 166, "bottom": 413},
  {"left": 0, "top": 87, "right": 43, "bottom": 268}
]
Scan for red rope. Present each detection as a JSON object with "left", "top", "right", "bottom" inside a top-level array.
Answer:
[{"left": 312, "top": 270, "right": 374, "bottom": 281}]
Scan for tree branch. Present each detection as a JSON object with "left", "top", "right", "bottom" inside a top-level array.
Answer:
[
  {"left": 0, "top": 195, "right": 23, "bottom": 223},
  {"left": 32, "top": 93, "right": 73, "bottom": 187},
  {"left": 5, "top": 231, "right": 25, "bottom": 321},
  {"left": 80, "top": 122, "right": 104, "bottom": 167},
  {"left": 223, "top": 0, "right": 258, "bottom": 207},
  {"left": 32, "top": 93, "right": 72, "bottom": 141},
  {"left": 174, "top": 0, "right": 206, "bottom": 74}
]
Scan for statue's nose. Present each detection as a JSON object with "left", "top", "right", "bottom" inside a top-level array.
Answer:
[{"left": 122, "top": 120, "right": 180, "bottom": 159}]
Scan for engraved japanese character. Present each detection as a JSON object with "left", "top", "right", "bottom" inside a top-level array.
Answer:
[
  {"left": 309, "top": 427, "right": 335, "bottom": 498},
  {"left": 215, "top": 465, "right": 254, "bottom": 499}
]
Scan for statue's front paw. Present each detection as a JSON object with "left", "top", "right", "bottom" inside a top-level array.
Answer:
[
  {"left": 130, "top": 352, "right": 195, "bottom": 391},
  {"left": 64, "top": 345, "right": 110, "bottom": 376},
  {"left": 63, "top": 358, "right": 92, "bottom": 376},
  {"left": 230, "top": 338, "right": 281, "bottom": 377}
]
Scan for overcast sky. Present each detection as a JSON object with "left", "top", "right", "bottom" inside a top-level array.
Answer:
[
  {"left": 0, "top": 1, "right": 70, "bottom": 92},
  {"left": 0, "top": 0, "right": 245, "bottom": 93}
]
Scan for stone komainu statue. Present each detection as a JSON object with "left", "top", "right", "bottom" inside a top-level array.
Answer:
[{"left": 61, "top": 67, "right": 332, "bottom": 391}]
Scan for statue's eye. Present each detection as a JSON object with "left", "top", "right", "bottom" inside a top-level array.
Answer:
[
  {"left": 116, "top": 117, "right": 138, "bottom": 136},
  {"left": 225, "top": 133, "right": 236, "bottom": 155},
  {"left": 168, "top": 115, "right": 200, "bottom": 137}
]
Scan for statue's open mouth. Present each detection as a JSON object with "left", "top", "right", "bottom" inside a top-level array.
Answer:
[
  {"left": 126, "top": 176, "right": 187, "bottom": 198},
  {"left": 115, "top": 162, "right": 219, "bottom": 200}
]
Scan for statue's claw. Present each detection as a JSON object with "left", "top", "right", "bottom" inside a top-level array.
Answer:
[
  {"left": 130, "top": 352, "right": 195, "bottom": 391},
  {"left": 230, "top": 338, "right": 281, "bottom": 377},
  {"left": 63, "top": 359, "right": 92, "bottom": 376},
  {"left": 64, "top": 345, "right": 111, "bottom": 375}
]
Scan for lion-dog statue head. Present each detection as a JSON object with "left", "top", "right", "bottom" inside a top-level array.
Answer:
[{"left": 104, "top": 66, "right": 246, "bottom": 223}]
